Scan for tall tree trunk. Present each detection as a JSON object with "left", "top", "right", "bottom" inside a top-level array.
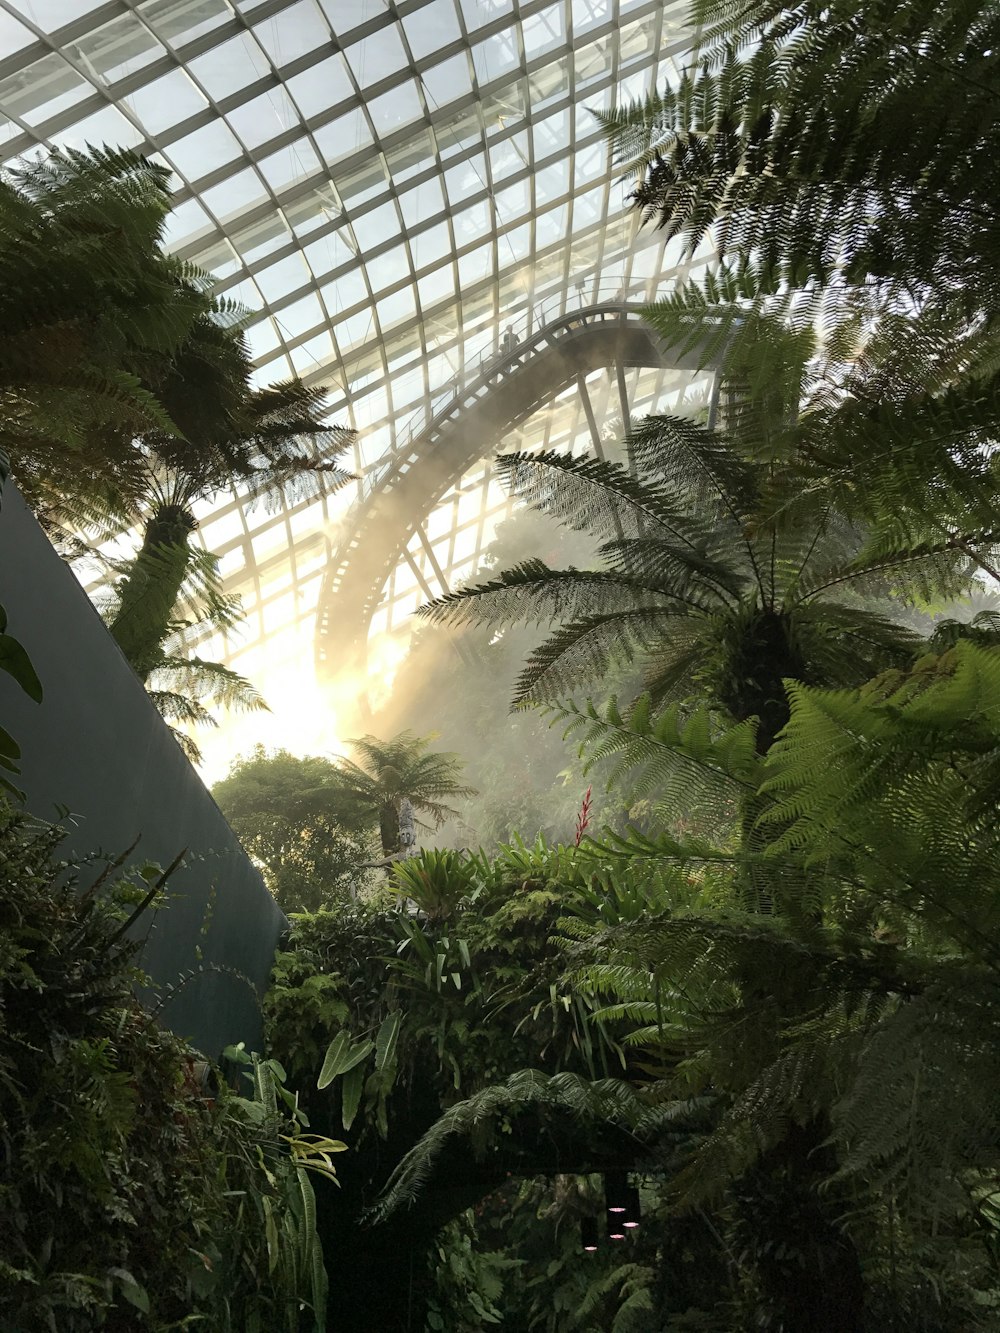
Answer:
[
  {"left": 725, "top": 611, "right": 864, "bottom": 1325},
  {"left": 379, "top": 800, "right": 401, "bottom": 858},
  {"left": 398, "top": 797, "right": 416, "bottom": 857},
  {"left": 109, "top": 504, "right": 195, "bottom": 679}
]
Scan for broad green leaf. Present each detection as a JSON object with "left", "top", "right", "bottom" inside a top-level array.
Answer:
[
  {"left": 0, "top": 633, "right": 42, "bottom": 702},
  {"left": 341, "top": 1062, "right": 365, "bottom": 1132},
  {"left": 374, "top": 1012, "right": 401, "bottom": 1072},
  {"left": 110, "top": 1268, "right": 150, "bottom": 1314},
  {"left": 317, "top": 1033, "right": 373, "bottom": 1090}
]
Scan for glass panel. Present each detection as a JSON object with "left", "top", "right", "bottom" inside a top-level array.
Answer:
[
  {"left": 258, "top": 138, "right": 321, "bottom": 192},
  {"left": 367, "top": 80, "right": 423, "bottom": 136},
  {"left": 345, "top": 22, "right": 409, "bottom": 89},
  {"left": 528, "top": 51, "right": 571, "bottom": 109},
  {"left": 323, "top": 266, "right": 370, "bottom": 314},
  {"left": 7, "top": 0, "right": 105, "bottom": 31},
  {"left": 303, "top": 226, "right": 356, "bottom": 277},
  {"left": 312, "top": 106, "right": 373, "bottom": 166},
  {"left": 489, "top": 130, "right": 529, "bottom": 182},
  {"left": 0, "top": 8, "right": 34, "bottom": 54},
  {"left": 493, "top": 176, "right": 529, "bottom": 219},
  {"left": 0, "top": 53, "right": 89, "bottom": 126},
  {"left": 232, "top": 211, "right": 293, "bottom": 265},
  {"left": 359, "top": 201, "right": 402, "bottom": 248},
  {"left": 201, "top": 166, "right": 269, "bottom": 221},
  {"left": 285, "top": 54, "right": 354, "bottom": 117},
  {"left": 620, "top": 16, "right": 656, "bottom": 68},
  {"left": 572, "top": 183, "right": 604, "bottom": 225},
  {"left": 383, "top": 128, "right": 435, "bottom": 183},
  {"left": 162, "top": 196, "right": 214, "bottom": 248},
  {"left": 167, "top": 120, "right": 244, "bottom": 180},
  {"left": 457, "top": 0, "right": 506, "bottom": 35},
  {"left": 51, "top": 103, "right": 144, "bottom": 150},
  {"left": 457, "top": 242, "right": 492, "bottom": 286},
  {"left": 227, "top": 87, "right": 299, "bottom": 149},
  {"left": 571, "top": 0, "right": 612, "bottom": 32},
  {"left": 255, "top": 252, "right": 312, "bottom": 303},
  {"left": 522, "top": 3, "right": 565, "bottom": 58},
  {"left": 139, "top": 0, "right": 231, "bottom": 46},
  {"left": 444, "top": 152, "right": 485, "bottom": 204},
  {"left": 419, "top": 53, "right": 468, "bottom": 110},
  {"left": 535, "top": 159, "right": 568, "bottom": 205},
  {"left": 252, "top": 1, "right": 330, "bottom": 66},
  {"left": 573, "top": 139, "right": 604, "bottom": 186},
  {"left": 411, "top": 219, "right": 452, "bottom": 270},
  {"left": 500, "top": 220, "right": 531, "bottom": 260},
  {"left": 533, "top": 105, "right": 570, "bottom": 157},
  {"left": 535, "top": 201, "right": 567, "bottom": 247},
  {"left": 398, "top": 175, "right": 445, "bottom": 232},
  {"left": 336, "top": 157, "right": 384, "bottom": 208},
  {"left": 417, "top": 267, "right": 457, "bottom": 312},
  {"left": 68, "top": 13, "right": 164, "bottom": 85},
  {"left": 275, "top": 291, "right": 325, "bottom": 340},
  {"left": 471, "top": 32, "right": 519, "bottom": 85},
  {"left": 452, "top": 197, "right": 491, "bottom": 242},
  {"left": 315, "top": 0, "right": 383, "bottom": 33},
  {"left": 403, "top": 0, "right": 462, "bottom": 60},
  {"left": 124, "top": 66, "right": 208, "bottom": 133},
  {"left": 376, "top": 285, "right": 416, "bottom": 329},
  {"left": 367, "top": 240, "right": 410, "bottom": 289},
  {"left": 188, "top": 32, "right": 270, "bottom": 101}
]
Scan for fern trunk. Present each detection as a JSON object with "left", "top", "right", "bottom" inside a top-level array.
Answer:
[
  {"left": 379, "top": 800, "right": 401, "bottom": 857},
  {"left": 722, "top": 608, "right": 804, "bottom": 757},
  {"left": 109, "top": 504, "right": 196, "bottom": 680},
  {"left": 736, "top": 1119, "right": 865, "bottom": 1331}
]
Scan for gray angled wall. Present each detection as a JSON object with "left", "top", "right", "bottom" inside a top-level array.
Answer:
[{"left": 0, "top": 483, "right": 286, "bottom": 1056}]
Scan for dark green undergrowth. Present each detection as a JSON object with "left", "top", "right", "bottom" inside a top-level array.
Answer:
[{"left": 0, "top": 803, "right": 334, "bottom": 1332}]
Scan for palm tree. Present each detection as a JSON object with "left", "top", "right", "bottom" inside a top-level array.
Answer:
[
  {"left": 419, "top": 309, "right": 992, "bottom": 757},
  {"left": 104, "top": 314, "right": 356, "bottom": 679},
  {"left": 334, "top": 732, "right": 475, "bottom": 858},
  {"left": 1, "top": 145, "right": 211, "bottom": 521},
  {"left": 97, "top": 543, "right": 267, "bottom": 762}
]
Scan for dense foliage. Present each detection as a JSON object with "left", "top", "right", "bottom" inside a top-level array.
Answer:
[
  {"left": 213, "top": 746, "right": 376, "bottom": 912},
  {"left": 0, "top": 805, "right": 339, "bottom": 1331},
  {"left": 602, "top": 0, "right": 1000, "bottom": 307}
]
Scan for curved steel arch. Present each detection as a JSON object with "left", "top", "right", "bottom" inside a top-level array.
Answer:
[{"left": 315, "top": 303, "right": 691, "bottom": 683}]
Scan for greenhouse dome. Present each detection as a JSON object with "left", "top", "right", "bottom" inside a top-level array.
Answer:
[
  {"left": 0, "top": 0, "right": 710, "bottom": 763},
  {"left": 3, "top": 0, "right": 998, "bottom": 1328}
]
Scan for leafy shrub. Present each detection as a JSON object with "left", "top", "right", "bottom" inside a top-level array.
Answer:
[{"left": 0, "top": 803, "right": 335, "bottom": 1331}]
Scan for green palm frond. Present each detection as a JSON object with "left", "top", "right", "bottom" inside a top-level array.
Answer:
[
  {"left": 420, "top": 561, "right": 695, "bottom": 630},
  {"left": 150, "top": 657, "right": 269, "bottom": 713},
  {"left": 547, "top": 694, "right": 759, "bottom": 815},
  {"left": 601, "top": 0, "right": 1000, "bottom": 304},
  {"left": 496, "top": 449, "right": 715, "bottom": 549},
  {"left": 368, "top": 1068, "right": 707, "bottom": 1222},
  {"left": 511, "top": 608, "right": 703, "bottom": 707}
]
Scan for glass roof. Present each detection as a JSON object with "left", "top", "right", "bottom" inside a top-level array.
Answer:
[{"left": 0, "top": 0, "right": 702, "bottom": 770}]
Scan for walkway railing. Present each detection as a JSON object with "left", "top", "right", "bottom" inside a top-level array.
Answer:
[{"left": 353, "top": 282, "right": 650, "bottom": 507}]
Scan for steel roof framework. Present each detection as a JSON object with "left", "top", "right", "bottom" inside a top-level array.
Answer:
[{"left": 0, "top": 0, "right": 701, "bottom": 758}]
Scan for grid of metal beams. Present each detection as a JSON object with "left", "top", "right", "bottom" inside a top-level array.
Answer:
[{"left": 0, "top": 0, "right": 701, "bottom": 761}]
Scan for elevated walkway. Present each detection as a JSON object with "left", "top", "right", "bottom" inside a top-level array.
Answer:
[{"left": 315, "top": 299, "right": 695, "bottom": 682}]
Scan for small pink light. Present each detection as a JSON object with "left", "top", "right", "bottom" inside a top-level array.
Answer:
[
  {"left": 608, "top": 1205, "right": 626, "bottom": 1213},
  {"left": 609, "top": 1231, "right": 626, "bottom": 1240},
  {"left": 584, "top": 1244, "right": 598, "bottom": 1252},
  {"left": 623, "top": 1220, "right": 640, "bottom": 1229}
]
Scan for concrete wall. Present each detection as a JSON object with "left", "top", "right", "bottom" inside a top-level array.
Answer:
[{"left": 0, "top": 484, "right": 286, "bottom": 1056}]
